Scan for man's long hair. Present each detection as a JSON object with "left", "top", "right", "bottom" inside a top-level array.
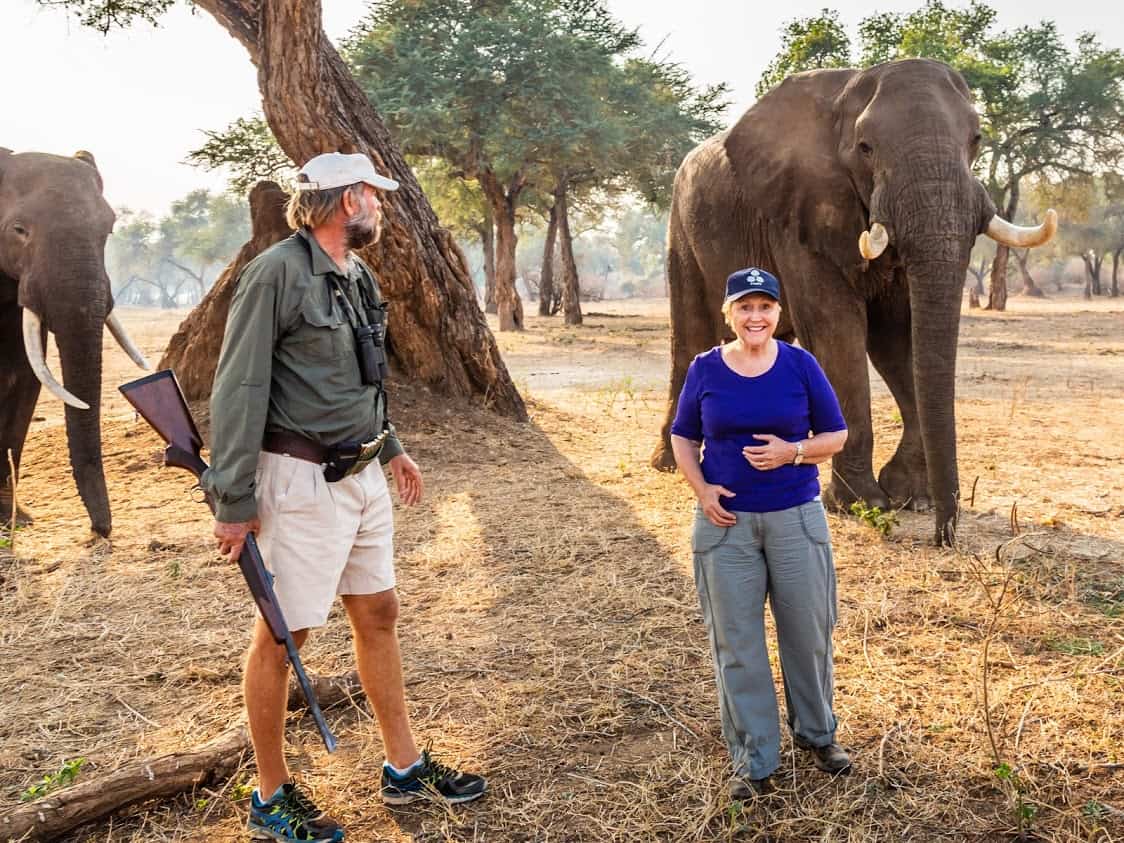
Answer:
[{"left": 285, "top": 182, "right": 364, "bottom": 230}]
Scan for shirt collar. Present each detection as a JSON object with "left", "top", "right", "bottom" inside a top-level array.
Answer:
[{"left": 297, "top": 227, "right": 351, "bottom": 278}]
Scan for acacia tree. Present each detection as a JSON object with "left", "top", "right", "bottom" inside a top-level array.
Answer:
[
  {"left": 345, "top": 0, "right": 640, "bottom": 331},
  {"left": 1042, "top": 174, "right": 1124, "bottom": 298},
  {"left": 43, "top": 0, "right": 525, "bottom": 417},
  {"left": 756, "top": 7, "right": 852, "bottom": 96}
]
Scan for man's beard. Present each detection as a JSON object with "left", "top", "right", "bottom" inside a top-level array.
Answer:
[{"left": 344, "top": 213, "right": 379, "bottom": 250}]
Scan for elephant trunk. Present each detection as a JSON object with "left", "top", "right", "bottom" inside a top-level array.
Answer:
[
  {"left": 56, "top": 321, "right": 111, "bottom": 538},
  {"left": 893, "top": 166, "right": 981, "bottom": 545},
  {"left": 906, "top": 261, "right": 964, "bottom": 545}
]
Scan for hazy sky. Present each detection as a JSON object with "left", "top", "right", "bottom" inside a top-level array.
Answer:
[{"left": 3, "top": 0, "right": 1119, "bottom": 215}]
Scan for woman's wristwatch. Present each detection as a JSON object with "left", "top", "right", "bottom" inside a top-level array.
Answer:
[{"left": 793, "top": 441, "right": 806, "bottom": 466}]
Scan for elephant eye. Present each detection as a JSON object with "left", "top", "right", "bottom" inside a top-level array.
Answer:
[
  {"left": 12, "top": 222, "right": 29, "bottom": 237},
  {"left": 972, "top": 132, "right": 982, "bottom": 145},
  {"left": 858, "top": 141, "right": 873, "bottom": 157}
]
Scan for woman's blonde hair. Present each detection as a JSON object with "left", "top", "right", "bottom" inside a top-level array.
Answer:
[{"left": 285, "top": 182, "right": 363, "bottom": 230}]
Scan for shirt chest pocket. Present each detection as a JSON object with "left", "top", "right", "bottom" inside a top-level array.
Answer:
[{"left": 290, "top": 296, "right": 351, "bottom": 362}]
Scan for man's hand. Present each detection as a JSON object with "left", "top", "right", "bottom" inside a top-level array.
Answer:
[
  {"left": 743, "top": 434, "right": 797, "bottom": 471},
  {"left": 388, "top": 453, "right": 423, "bottom": 506},
  {"left": 214, "top": 518, "right": 260, "bottom": 563}
]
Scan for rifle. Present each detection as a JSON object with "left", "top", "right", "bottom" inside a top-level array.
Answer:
[{"left": 119, "top": 370, "right": 337, "bottom": 753}]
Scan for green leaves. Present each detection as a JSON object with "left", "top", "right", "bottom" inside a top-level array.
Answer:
[
  {"left": 345, "top": 0, "right": 726, "bottom": 217},
  {"left": 186, "top": 116, "right": 294, "bottom": 197},
  {"left": 20, "top": 758, "right": 87, "bottom": 802},
  {"left": 758, "top": 9, "right": 852, "bottom": 97},
  {"left": 35, "top": 0, "right": 174, "bottom": 34}
]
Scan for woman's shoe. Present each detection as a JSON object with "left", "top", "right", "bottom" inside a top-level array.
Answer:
[
  {"left": 729, "top": 776, "right": 773, "bottom": 799},
  {"left": 794, "top": 736, "right": 852, "bottom": 774}
]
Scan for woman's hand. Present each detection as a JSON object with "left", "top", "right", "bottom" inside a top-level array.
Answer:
[
  {"left": 743, "top": 434, "right": 797, "bottom": 471},
  {"left": 698, "top": 484, "right": 737, "bottom": 527}
]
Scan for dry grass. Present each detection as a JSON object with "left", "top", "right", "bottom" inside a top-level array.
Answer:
[{"left": 1, "top": 294, "right": 1122, "bottom": 842}]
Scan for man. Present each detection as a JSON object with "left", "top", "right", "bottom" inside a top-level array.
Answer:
[{"left": 202, "top": 152, "right": 486, "bottom": 843}]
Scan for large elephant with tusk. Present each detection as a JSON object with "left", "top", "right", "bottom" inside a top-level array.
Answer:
[
  {"left": 0, "top": 148, "right": 149, "bottom": 539},
  {"left": 652, "top": 59, "right": 1056, "bottom": 545}
]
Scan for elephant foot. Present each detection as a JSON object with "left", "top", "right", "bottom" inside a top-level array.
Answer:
[
  {"left": 878, "top": 452, "right": 931, "bottom": 511},
  {"left": 650, "top": 441, "right": 678, "bottom": 472},
  {"left": 824, "top": 473, "right": 890, "bottom": 512}
]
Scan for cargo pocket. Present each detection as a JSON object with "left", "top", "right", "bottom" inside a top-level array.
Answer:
[
  {"left": 691, "top": 511, "right": 731, "bottom": 555},
  {"left": 798, "top": 500, "right": 832, "bottom": 546}
]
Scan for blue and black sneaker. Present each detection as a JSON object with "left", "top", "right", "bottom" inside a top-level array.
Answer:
[
  {"left": 380, "top": 749, "right": 487, "bottom": 805},
  {"left": 247, "top": 781, "right": 345, "bottom": 842}
]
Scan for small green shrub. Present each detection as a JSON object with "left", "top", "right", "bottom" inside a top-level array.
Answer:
[
  {"left": 849, "top": 501, "right": 898, "bottom": 536},
  {"left": 20, "top": 758, "right": 86, "bottom": 802}
]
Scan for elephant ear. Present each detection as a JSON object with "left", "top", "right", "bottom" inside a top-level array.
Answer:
[
  {"left": 724, "top": 68, "right": 869, "bottom": 274},
  {"left": 73, "top": 149, "right": 104, "bottom": 191}
]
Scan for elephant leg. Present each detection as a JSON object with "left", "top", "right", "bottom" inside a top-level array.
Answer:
[
  {"left": 771, "top": 252, "right": 887, "bottom": 510},
  {"left": 0, "top": 302, "right": 42, "bottom": 527},
  {"left": 866, "top": 289, "right": 930, "bottom": 510},
  {"left": 653, "top": 217, "right": 720, "bottom": 470}
]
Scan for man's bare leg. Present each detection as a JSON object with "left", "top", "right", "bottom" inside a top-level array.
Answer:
[
  {"left": 244, "top": 618, "right": 310, "bottom": 796},
  {"left": 341, "top": 590, "right": 419, "bottom": 768}
]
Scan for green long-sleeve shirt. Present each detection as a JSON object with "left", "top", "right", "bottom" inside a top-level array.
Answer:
[{"left": 201, "top": 228, "right": 403, "bottom": 522}]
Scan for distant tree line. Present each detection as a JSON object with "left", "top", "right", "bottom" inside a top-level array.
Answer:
[{"left": 107, "top": 190, "right": 250, "bottom": 308}]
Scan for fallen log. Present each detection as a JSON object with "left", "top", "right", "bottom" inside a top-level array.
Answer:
[{"left": 1, "top": 671, "right": 362, "bottom": 842}]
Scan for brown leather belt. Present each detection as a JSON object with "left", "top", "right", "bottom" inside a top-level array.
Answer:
[{"left": 262, "top": 431, "right": 328, "bottom": 464}]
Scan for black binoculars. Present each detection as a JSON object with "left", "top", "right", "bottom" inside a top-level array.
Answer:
[{"left": 355, "top": 303, "right": 388, "bottom": 386}]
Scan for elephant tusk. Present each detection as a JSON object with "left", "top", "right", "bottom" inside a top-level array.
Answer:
[
  {"left": 21, "top": 309, "right": 90, "bottom": 410},
  {"left": 985, "top": 208, "right": 1057, "bottom": 248},
  {"left": 105, "top": 309, "right": 150, "bottom": 370},
  {"left": 858, "top": 222, "right": 889, "bottom": 260}
]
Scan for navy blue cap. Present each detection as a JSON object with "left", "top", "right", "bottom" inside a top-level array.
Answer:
[{"left": 725, "top": 267, "right": 781, "bottom": 305}]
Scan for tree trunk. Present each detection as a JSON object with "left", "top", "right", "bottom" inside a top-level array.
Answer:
[
  {"left": 481, "top": 203, "right": 496, "bottom": 315},
  {"left": 986, "top": 246, "right": 1010, "bottom": 310},
  {"left": 1014, "top": 249, "right": 1044, "bottom": 297},
  {"left": 539, "top": 200, "right": 559, "bottom": 317},
  {"left": 1082, "top": 253, "right": 1094, "bottom": 300},
  {"left": 968, "top": 287, "right": 981, "bottom": 308},
  {"left": 160, "top": 182, "right": 292, "bottom": 400},
  {"left": 187, "top": 0, "right": 524, "bottom": 417},
  {"left": 1091, "top": 252, "right": 1104, "bottom": 295},
  {"left": 479, "top": 173, "right": 524, "bottom": 332},
  {"left": 1112, "top": 248, "right": 1121, "bottom": 297},
  {"left": 986, "top": 179, "right": 1020, "bottom": 311},
  {"left": 556, "top": 188, "right": 582, "bottom": 326}
]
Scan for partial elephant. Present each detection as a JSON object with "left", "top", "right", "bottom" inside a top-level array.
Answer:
[
  {"left": 652, "top": 59, "right": 1055, "bottom": 545},
  {"left": 0, "top": 148, "right": 149, "bottom": 539}
]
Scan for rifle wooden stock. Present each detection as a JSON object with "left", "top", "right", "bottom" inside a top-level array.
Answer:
[{"left": 118, "top": 370, "right": 338, "bottom": 753}]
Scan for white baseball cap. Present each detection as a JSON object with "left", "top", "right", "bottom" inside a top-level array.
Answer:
[{"left": 295, "top": 152, "right": 399, "bottom": 192}]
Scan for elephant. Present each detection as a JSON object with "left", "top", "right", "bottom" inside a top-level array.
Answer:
[
  {"left": 651, "top": 59, "right": 1055, "bottom": 545},
  {"left": 0, "top": 148, "right": 149, "bottom": 539}
]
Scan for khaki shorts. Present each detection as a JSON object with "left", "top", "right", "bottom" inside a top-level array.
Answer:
[{"left": 254, "top": 450, "right": 395, "bottom": 631}]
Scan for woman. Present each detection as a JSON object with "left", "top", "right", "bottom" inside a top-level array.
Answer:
[{"left": 670, "top": 267, "right": 851, "bottom": 797}]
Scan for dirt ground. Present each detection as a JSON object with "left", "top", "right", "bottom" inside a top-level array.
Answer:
[{"left": 2, "top": 292, "right": 1122, "bottom": 842}]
